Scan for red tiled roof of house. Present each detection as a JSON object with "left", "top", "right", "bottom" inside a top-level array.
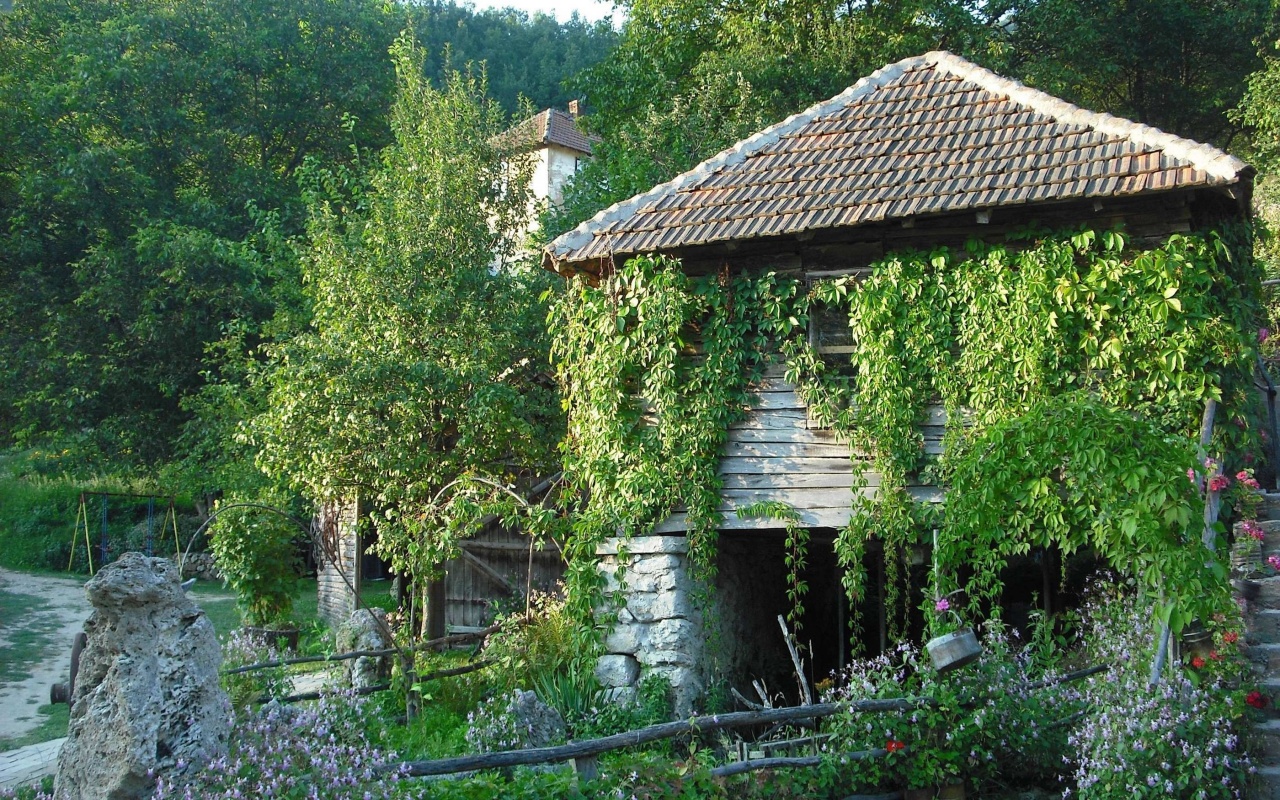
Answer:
[
  {"left": 545, "top": 51, "right": 1251, "bottom": 267},
  {"left": 530, "top": 108, "right": 594, "bottom": 155}
]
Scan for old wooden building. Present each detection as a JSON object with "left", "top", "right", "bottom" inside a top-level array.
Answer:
[{"left": 543, "top": 51, "right": 1253, "bottom": 708}]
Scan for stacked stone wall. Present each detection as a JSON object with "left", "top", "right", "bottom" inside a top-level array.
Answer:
[{"left": 594, "top": 536, "right": 703, "bottom": 714}]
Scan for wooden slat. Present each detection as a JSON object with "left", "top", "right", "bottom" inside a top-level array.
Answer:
[
  {"left": 718, "top": 457, "right": 855, "bottom": 475},
  {"left": 728, "top": 409, "right": 808, "bottom": 430},
  {"left": 750, "top": 391, "right": 806, "bottom": 410},
  {"left": 726, "top": 427, "right": 841, "bottom": 445},
  {"left": 460, "top": 540, "right": 562, "bottom": 554},
  {"left": 719, "top": 471, "right": 864, "bottom": 490},
  {"left": 654, "top": 507, "right": 854, "bottom": 532},
  {"left": 723, "top": 488, "right": 858, "bottom": 509},
  {"left": 749, "top": 376, "right": 798, "bottom": 392},
  {"left": 724, "top": 440, "right": 851, "bottom": 459}
]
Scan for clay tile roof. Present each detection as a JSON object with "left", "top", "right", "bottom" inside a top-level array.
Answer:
[
  {"left": 524, "top": 108, "right": 595, "bottom": 155},
  {"left": 545, "top": 51, "right": 1250, "bottom": 268},
  {"left": 500, "top": 109, "right": 595, "bottom": 156}
]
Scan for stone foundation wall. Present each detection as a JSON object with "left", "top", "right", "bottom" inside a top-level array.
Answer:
[{"left": 594, "top": 536, "right": 704, "bottom": 714}]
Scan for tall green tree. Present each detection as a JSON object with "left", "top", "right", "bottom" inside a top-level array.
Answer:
[
  {"left": 0, "top": 0, "right": 399, "bottom": 465},
  {"left": 994, "top": 0, "right": 1271, "bottom": 147},
  {"left": 248, "top": 37, "right": 563, "bottom": 581},
  {"left": 407, "top": 0, "right": 619, "bottom": 115}
]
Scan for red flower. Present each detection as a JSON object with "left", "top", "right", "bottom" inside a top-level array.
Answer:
[
  {"left": 1210, "top": 650, "right": 1222, "bottom": 661},
  {"left": 1247, "top": 691, "right": 1268, "bottom": 709},
  {"left": 1192, "top": 656, "right": 1206, "bottom": 668},
  {"left": 1208, "top": 474, "right": 1230, "bottom": 493},
  {"left": 1223, "top": 631, "right": 1239, "bottom": 645},
  {"left": 885, "top": 739, "right": 906, "bottom": 752}
]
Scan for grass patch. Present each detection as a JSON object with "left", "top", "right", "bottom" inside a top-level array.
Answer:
[
  {"left": 0, "top": 704, "right": 69, "bottom": 753},
  {"left": 0, "top": 588, "right": 60, "bottom": 684},
  {"left": 187, "top": 577, "right": 336, "bottom": 645},
  {"left": 0, "top": 449, "right": 201, "bottom": 573}
]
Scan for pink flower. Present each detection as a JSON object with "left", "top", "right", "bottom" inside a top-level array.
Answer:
[
  {"left": 1242, "top": 520, "right": 1266, "bottom": 541},
  {"left": 1260, "top": 328, "right": 1271, "bottom": 344},
  {"left": 1267, "top": 554, "right": 1280, "bottom": 571},
  {"left": 1209, "top": 474, "right": 1230, "bottom": 493},
  {"left": 1238, "top": 470, "right": 1261, "bottom": 490},
  {"left": 935, "top": 598, "right": 951, "bottom": 612},
  {"left": 1187, "top": 467, "right": 1198, "bottom": 483}
]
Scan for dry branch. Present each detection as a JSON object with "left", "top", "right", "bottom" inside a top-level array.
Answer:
[{"left": 710, "top": 746, "right": 894, "bottom": 777}]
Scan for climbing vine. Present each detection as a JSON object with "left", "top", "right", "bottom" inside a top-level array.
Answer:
[
  {"left": 548, "top": 228, "right": 1261, "bottom": 651},
  {"left": 547, "top": 256, "right": 788, "bottom": 631}
]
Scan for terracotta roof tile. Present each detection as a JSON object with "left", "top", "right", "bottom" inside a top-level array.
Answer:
[
  {"left": 547, "top": 53, "right": 1251, "bottom": 266},
  {"left": 508, "top": 108, "right": 596, "bottom": 155}
]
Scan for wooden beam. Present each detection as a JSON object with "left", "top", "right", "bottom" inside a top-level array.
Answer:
[{"left": 458, "top": 550, "right": 516, "bottom": 596}]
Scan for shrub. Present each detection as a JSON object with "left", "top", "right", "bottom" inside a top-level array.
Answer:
[
  {"left": 207, "top": 499, "right": 303, "bottom": 627},
  {"left": 1066, "top": 581, "right": 1252, "bottom": 799},
  {"left": 824, "top": 616, "right": 1083, "bottom": 793},
  {"left": 219, "top": 628, "right": 290, "bottom": 712},
  {"left": 152, "top": 690, "right": 405, "bottom": 800}
]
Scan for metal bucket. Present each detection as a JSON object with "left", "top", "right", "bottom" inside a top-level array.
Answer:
[{"left": 926, "top": 628, "right": 982, "bottom": 673}]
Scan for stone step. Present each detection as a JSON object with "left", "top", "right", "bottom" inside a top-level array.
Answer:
[
  {"left": 1242, "top": 577, "right": 1280, "bottom": 610},
  {"left": 1244, "top": 643, "right": 1280, "bottom": 673},
  {"left": 1250, "top": 611, "right": 1280, "bottom": 644},
  {"left": 1256, "top": 493, "right": 1280, "bottom": 522},
  {"left": 1251, "top": 765, "right": 1280, "bottom": 800},
  {"left": 1252, "top": 720, "right": 1280, "bottom": 763},
  {"left": 1253, "top": 680, "right": 1280, "bottom": 720}
]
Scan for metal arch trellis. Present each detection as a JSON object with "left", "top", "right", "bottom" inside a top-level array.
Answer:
[{"left": 68, "top": 492, "right": 181, "bottom": 576}]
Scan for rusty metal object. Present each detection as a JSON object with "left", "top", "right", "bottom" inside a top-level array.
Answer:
[{"left": 50, "top": 631, "right": 87, "bottom": 705}]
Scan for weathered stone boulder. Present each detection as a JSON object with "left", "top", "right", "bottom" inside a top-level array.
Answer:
[
  {"left": 54, "top": 553, "right": 231, "bottom": 800},
  {"left": 335, "top": 607, "right": 392, "bottom": 689},
  {"left": 511, "top": 690, "right": 565, "bottom": 748}
]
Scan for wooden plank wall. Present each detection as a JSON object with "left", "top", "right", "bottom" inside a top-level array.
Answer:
[
  {"left": 317, "top": 498, "right": 362, "bottom": 626},
  {"left": 653, "top": 368, "right": 944, "bottom": 533},
  {"left": 444, "top": 525, "right": 565, "bottom": 631}
]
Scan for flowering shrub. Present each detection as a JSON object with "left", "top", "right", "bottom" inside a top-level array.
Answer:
[
  {"left": 1067, "top": 582, "right": 1252, "bottom": 799},
  {"left": 219, "top": 628, "right": 290, "bottom": 712},
  {"left": 152, "top": 690, "right": 404, "bottom": 800},
  {"left": 824, "top": 619, "right": 1082, "bottom": 793},
  {"left": 465, "top": 690, "right": 548, "bottom": 752},
  {"left": 0, "top": 783, "right": 51, "bottom": 800}
]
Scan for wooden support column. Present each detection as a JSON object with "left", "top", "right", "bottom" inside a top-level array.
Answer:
[{"left": 426, "top": 577, "right": 447, "bottom": 642}]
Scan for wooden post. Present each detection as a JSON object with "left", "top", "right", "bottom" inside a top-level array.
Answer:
[{"left": 426, "top": 577, "right": 447, "bottom": 642}]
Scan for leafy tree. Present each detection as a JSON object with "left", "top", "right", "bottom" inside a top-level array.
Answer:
[
  {"left": 407, "top": 0, "right": 620, "bottom": 115},
  {"left": 994, "top": 0, "right": 1270, "bottom": 147},
  {"left": 248, "top": 37, "right": 563, "bottom": 582},
  {"left": 0, "top": 0, "right": 399, "bottom": 466}
]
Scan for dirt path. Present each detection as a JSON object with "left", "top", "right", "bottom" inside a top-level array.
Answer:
[{"left": 0, "top": 568, "right": 90, "bottom": 742}]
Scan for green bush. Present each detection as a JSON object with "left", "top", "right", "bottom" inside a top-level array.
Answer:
[{"left": 207, "top": 499, "right": 304, "bottom": 627}]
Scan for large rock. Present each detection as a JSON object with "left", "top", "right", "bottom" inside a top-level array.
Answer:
[
  {"left": 335, "top": 608, "right": 392, "bottom": 690},
  {"left": 511, "top": 690, "right": 565, "bottom": 748},
  {"left": 54, "top": 553, "right": 231, "bottom": 800}
]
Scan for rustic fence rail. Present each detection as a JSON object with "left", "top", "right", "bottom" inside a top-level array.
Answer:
[
  {"left": 223, "top": 622, "right": 502, "bottom": 676},
  {"left": 377, "top": 663, "right": 1109, "bottom": 780}
]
